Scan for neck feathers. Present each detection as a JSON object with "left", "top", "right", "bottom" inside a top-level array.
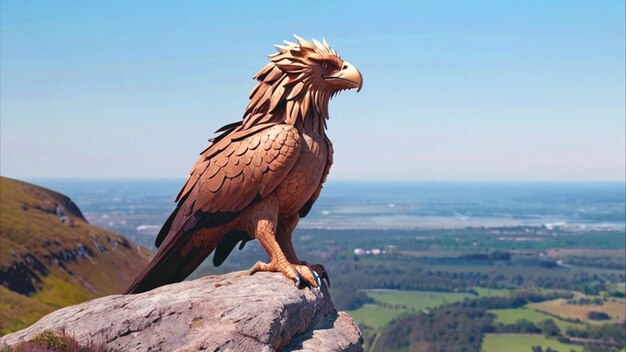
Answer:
[{"left": 241, "top": 63, "right": 329, "bottom": 135}]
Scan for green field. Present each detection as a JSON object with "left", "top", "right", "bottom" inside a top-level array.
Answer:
[
  {"left": 366, "top": 290, "right": 473, "bottom": 311},
  {"left": 473, "top": 287, "right": 512, "bottom": 297},
  {"left": 489, "top": 307, "right": 582, "bottom": 331},
  {"left": 350, "top": 288, "right": 510, "bottom": 330},
  {"left": 349, "top": 289, "right": 507, "bottom": 351},
  {"left": 349, "top": 290, "right": 473, "bottom": 329},
  {"left": 347, "top": 304, "right": 407, "bottom": 330},
  {"left": 482, "top": 333, "right": 583, "bottom": 352}
]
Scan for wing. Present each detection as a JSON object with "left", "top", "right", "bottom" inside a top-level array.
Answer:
[
  {"left": 158, "top": 123, "right": 302, "bottom": 248},
  {"left": 299, "top": 136, "right": 333, "bottom": 217}
]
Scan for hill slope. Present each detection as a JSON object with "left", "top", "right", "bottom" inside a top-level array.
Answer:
[{"left": 0, "top": 177, "right": 151, "bottom": 334}]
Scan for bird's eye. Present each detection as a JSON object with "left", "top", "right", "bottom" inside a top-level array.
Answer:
[{"left": 322, "top": 62, "right": 329, "bottom": 69}]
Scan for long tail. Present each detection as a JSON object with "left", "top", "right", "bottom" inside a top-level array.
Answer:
[
  {"left": 125, "top": 199, "right": 250, "bottom": 294},
  {"left": 124, "top": 230, "right": 214, "bottom": 294}
]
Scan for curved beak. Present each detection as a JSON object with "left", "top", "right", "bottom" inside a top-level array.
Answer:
[{"left": 324, "top": 61, "right": 363, "bottom": 92}]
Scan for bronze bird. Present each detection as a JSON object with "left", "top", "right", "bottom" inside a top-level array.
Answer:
[{"left": 125, "top": 36, "right": 362, "bottom": 294}]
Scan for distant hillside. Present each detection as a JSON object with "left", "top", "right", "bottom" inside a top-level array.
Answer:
[{"left": 0, "top": 177, "right": 151, "bottom": 335}]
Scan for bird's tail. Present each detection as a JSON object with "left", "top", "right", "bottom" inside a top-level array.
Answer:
[
  {"left": 124, "top": 230, "right": 214, "bottom": 294},
  {"left": 125, "top": 199, "right": 249, "bottom": 294}
]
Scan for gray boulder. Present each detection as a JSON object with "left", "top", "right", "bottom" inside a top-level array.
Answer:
[{"left": 0, "top": 272, "right": 363, "bottom": 351}]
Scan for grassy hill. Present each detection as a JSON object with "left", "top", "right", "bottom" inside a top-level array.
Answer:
[{"left": 0, "top": 176, "right": 151, "bottom": 335}]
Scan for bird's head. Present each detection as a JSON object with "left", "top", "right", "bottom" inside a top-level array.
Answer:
[
  {"left": 243, "top": 35, "right": 362, "bottom": 131},
  {"left": 270, "top": 35, "right": 363, "bottom": 94}
]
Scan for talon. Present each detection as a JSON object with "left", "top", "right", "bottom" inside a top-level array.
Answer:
[
  {"left": 294, "top": 265, "right": 319, "bottom": 287},
  {"left": 318, "top": 268, "right": 330, "bottom": 287},
  {"left": 323, "top": 273, "right": 330, "bottom": 287},
  {"left": 294, "top": 267, "right": 306, "bottom": 288},
  {"left": 313, "top": 271, "right": 322, "bottom": 287},
  {"left": 309, "top": 264, "right": 330, "bottom": 287},
  {"left": 293, "top": 271, "right": 302, "bottom": 287},
  {"left": 249, "top": 260, "right": 268, "bottom": 275}
]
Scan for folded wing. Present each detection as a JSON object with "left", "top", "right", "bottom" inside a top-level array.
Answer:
[
  {"left": 163, "top": 123, "right": 302, "bottom": 247},
  {"left": 125, "top": 123, "right": 301, "bottom": 294}
]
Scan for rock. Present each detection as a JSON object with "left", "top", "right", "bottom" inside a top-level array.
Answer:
[{"left": 0, "top": 272, "right": 363, "bottom": 352}]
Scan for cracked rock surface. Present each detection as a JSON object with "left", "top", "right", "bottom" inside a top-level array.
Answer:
[{"left": 0, "top": 272, "right": 363, "bottom": 351}]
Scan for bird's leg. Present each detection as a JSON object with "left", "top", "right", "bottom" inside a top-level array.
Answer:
[
  {"left": 248, "top": 199, "right": 302, "bottom": 287},
  {"left": 276, "top": 213, "right": 302, "bottom": 264},
  {"left": 275, "top": 214, "right": 320, "bottom": 287},
  {"left": 250, "top": 219, "right": 304, "bottom": 287},
  {"left": 275, "top": 214, "right": 329, "bottom": 287}
]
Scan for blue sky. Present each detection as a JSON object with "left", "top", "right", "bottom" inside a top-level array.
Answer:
[{"left": 1, "top": 1, "right": 624, "bottom": 181}]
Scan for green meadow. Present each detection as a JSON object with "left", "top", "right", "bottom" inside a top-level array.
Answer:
[
  {"left": 489, "top": 307, "right": 583, "bottom": 332},
  {"left": 472, "top": 287, "right": 512, "bottom": 297},
  {"left": 482, "top": 333, "right": 583, "bottom": 352},
  {"left": 349, "top": 288, "right": 510, "bottom": 330},
  {"left": 366, "top": 290, "right": 473, "bottom": 311},
  {"left": 348, "top": 289, "right": 487, "bottom": 351},
  {"left": 347, "top": 305, "right": 406, "bottom": 330}
]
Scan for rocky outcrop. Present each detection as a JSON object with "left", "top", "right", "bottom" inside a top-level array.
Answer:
[{"left": 0, "top": 272, "right": 363, "bottom": 351}]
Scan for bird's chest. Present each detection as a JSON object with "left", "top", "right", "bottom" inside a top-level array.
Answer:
[{"left": 275, "top": 132, "right": 328, "bottom": 215}]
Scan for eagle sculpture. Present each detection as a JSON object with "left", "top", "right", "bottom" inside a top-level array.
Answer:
[{"left": 126, "top": 36, "right": 362, "bottom": 294}]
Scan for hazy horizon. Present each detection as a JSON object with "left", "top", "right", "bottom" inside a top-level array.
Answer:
[
  {"left": 24, "top": 178, "right": 626, "bottom": 239},
  {"left": 1, "top": 1, "right": 624, "bottom": 181}
]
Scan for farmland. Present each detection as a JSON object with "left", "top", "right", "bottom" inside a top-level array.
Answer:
[
  {"left": 310, "top": 227, "right": 626, "bottom": 352},
  {"left": 366, "top": 290, "right": 473, "bottom": 311},
  {"left": 489, "top": 307, "right": 583, "bottom": 331},
  {"left": 348, "top": 288, "right": 506, "bottom": 330},
  {"left": 347, "top": 305, "right": 405, "bottom": 330},
  {"left": 482, "top": 333, "right": 584, "bottom": 352},
  {"left": 529, "top": 298, "right": 626, "bottom": 325},
  {"left": 348, "top": 288, "right": 511, "bottom": 351}
]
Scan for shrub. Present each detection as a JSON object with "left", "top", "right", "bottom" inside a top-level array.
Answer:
[
  {"left": 3, "top": 330, "right": 109, "bottom": 352},
  {"left": 587, "top": 311, "right": 611, "bottom": 320}
]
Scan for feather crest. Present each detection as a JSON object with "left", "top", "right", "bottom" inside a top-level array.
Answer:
[{"left": 242, "top": 35, "right": 342, "bottom": 129}]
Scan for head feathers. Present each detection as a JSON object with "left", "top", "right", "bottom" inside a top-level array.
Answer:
[
  {"left": 242, "top": 35, "right": 344, "bottom": 133},
  {"left": 270, "top": 35, "right": 340, "bottom": 73}
]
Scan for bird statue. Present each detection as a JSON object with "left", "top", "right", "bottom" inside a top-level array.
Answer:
[{"left": 126, "top": 35, "right": 362, "bottom": 294}]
